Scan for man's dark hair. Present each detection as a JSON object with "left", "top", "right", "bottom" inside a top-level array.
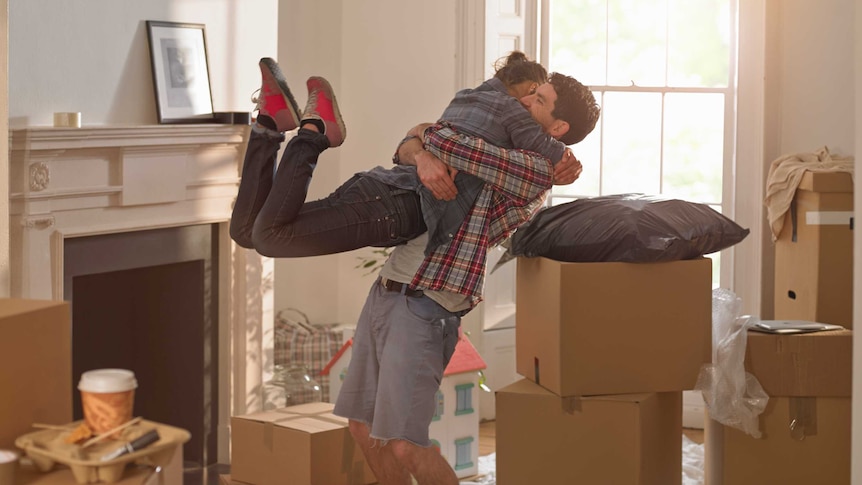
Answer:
[{"left": 549, "top": 72, "right": 600, "bottom": 145}]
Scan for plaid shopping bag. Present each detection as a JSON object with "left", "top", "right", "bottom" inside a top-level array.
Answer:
[{"left": 274, "top": 308, "right": 346, "bottom": 403}]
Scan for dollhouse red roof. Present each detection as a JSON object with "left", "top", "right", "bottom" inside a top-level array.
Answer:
[
  {"left": 319, "top": 330, "right": 486, "bottom": 377},
  {"left": 443, "top": 330, "right": 486, "bottom": 377}
]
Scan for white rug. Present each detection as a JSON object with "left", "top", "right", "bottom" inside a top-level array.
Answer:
[{"left": 460, "top": 434, "right": 705, "bottom": 484}]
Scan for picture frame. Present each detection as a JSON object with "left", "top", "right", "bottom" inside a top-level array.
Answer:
[{"left": 146, "top": 21, "right": 215, "bottom": 123}]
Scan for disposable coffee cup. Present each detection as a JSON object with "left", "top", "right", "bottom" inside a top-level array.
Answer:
[
  {"left": 0, "top": 450, "right": 18, "bottom": 485},
  {"left": 78, "top": 369, "right": 138, "bottom": 436}
]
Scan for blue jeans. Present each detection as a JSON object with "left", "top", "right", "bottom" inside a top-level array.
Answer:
[{"left": 230, "top": 128, "right": 426, "bottom": 257}]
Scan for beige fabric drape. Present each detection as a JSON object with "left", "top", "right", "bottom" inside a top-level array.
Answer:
[{"left": 764, "top": 146, "right": 854, "bottom": 242}]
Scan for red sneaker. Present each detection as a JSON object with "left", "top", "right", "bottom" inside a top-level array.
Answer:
[
  {"left": 253, "top": 58, "right": 300, "bottom": 132},
  {"left": 302, "top": 76, "right": 346, "bottom": 147}
]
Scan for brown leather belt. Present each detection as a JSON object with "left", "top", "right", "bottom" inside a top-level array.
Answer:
[{"left": 380, "top": 277, "right": 424, "bottom": 298}]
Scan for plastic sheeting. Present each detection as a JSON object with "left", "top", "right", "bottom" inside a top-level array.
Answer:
[{"left": 694, "top": 288, "right": 769, "bottom": 438}]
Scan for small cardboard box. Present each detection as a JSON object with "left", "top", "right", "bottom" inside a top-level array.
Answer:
[
  {"left": 0, "top": 298, "right": 71, "bottom": 449},
  {"left": 496, "top": 379, "right": 681, "bottom": 485},
  {"left": 230, "top": 403, "right": 375, "bottom": 485},
  {"left": 515, "top": 257, "right": 712, "bottom": 396},
  {"left": 706, "top": 397, "right": 851, "bottom": 485},
  {"left": 774, "top": 171, "right": 853, "bottom": 328},
  {"left": 705, "top": 330, "right": 852, "bottom": 484},
  {"left": 744, "top": 329, "right": 852, "bottom": 396}
]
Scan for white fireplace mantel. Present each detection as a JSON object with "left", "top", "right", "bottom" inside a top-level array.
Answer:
[{"left": 8, "top": 124, "right": 274, "bottom": 464}]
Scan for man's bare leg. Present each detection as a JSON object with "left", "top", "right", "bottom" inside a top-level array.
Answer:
[
  {"left": 348, "top": 420, "right": 412, "bottom": 485},
  {"left": 390, "top": 439, "right": 458, "bottom": 485}
]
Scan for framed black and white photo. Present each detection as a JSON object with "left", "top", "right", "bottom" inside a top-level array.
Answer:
[{"left": 146, "top": 21, "right": 215, "bottom": 123}]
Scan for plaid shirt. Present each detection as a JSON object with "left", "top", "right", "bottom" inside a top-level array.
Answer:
[{"left": 410, "top": 122, "right": 553, "bottom": 306}]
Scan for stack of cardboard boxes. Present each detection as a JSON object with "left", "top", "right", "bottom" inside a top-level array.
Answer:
[
  {"left": 706, "top": 170, "right": 854, "bottom": 484},
  {"left": 496, "top": 257, "right": 713, "bottom": 484}
]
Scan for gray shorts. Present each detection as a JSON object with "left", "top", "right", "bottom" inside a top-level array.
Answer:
[{"left": 333, "top": 279, "right": 461, "bottom": 447}]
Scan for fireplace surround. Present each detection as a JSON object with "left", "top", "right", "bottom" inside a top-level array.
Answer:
[{"left": 9, "top": 125, "right": 275, "bottom": 466}]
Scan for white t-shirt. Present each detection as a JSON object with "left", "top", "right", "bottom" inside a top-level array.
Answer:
[{"left": 379, "top": 234, "right": 472, "bottom": 313}]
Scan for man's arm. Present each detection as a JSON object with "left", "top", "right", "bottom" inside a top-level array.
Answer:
[
  {"left": 421, "top": 123, "right": 553, "bottom": 206},
  {"left": 396, "top": 136, "right": 459, "bottom": 201},
  {"left": 395, "top": 123, "right": 581, "bottom": 201}
]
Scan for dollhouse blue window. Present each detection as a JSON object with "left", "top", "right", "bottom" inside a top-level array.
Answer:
[
  {"left": 455, "top": 383, "right": 474, "bottom": 415},
  {"left": 454, "top": 437, "right": 474, "bottom": 470},
  {"left": 432, "top": 390, "right": 444, "bottom": 421},
  {"left": 430, "top": 439, "right": 441, "bottom": 453}
]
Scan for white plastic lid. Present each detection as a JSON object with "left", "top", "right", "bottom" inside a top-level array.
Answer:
[
  {"left": 78, "top": 368, "right": 138, "bottom": 393},
  {"left": 0, "top": 449, "right": 18, "bottom": 463}
]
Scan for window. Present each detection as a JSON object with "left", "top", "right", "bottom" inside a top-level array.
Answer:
[
  {"left": 455, "top": 383, "right": 474, "bottom": 415},
  {"left": 454, "top": 437, "right": 475, "bottom": 470},
  {"left": 545, "top": 0, "right": 736, "bottom": 288},
  {"left": 432, "top": 390, "right": 444, "bottom": 421},
  {"left": 430, "top": 439, "right": 442, "bottom": 453}
]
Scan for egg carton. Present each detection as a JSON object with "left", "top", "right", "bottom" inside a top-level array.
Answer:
[{"left": 15, "top": 420, "right": 190, "bottom": 484}]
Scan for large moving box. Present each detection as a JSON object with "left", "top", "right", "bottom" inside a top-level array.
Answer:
[
  {"left": 496, "top": 379, "right": 681, "bottom": 485},
  {"left": 515, "top": 257, "right": 712, "bottom": 396},
  {"left": 230, "top": 403, "right": 375, "bottom": 485},
  {"left": 706, "top": 330, "right": 852, "bottom": 484},
  {"left": 0, "top": 299, "right": 71, "bottom": 449},
  {"left": 774, "top": 171, "right": 853, "bottom": 328}
]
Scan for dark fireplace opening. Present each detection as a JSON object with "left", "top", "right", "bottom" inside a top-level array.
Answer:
[{"left": 64, "top": 224, "right": 219, "bottom": 471}]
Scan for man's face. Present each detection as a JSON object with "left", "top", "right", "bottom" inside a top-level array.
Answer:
[{"left": 520, "top": 83, "right": 558, "bottom": 133}]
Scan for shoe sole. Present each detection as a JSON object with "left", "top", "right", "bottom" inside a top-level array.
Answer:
[
  {"left": 259, "top": 57, "right": 301, "bottom": 128},
  {"left": 308, "top": 76, "right": 347, "bottom": 146}
]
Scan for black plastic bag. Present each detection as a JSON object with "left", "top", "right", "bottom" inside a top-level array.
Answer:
[{"left": 506, "top": 194, "right": 749, "bottom": 263}]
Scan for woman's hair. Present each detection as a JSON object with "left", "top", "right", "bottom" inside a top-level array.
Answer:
[
  {"left": 548, "top": 72, "right": 601, "bottom": 145},
  {"left": 493, "top": 51, "right": 548, "bottom": 87}
]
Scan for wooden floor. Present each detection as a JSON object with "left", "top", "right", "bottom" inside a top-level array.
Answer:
[{"left": 478, "top": 420, "right": 704, "bottom": 456}]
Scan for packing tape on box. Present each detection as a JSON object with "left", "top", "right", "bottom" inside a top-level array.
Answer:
[
  {"left": 788, "top": 397, "right": 817, "bottom": 440},
  {"left": 561, "top": 396, "right": 582, "bottom": 415}
]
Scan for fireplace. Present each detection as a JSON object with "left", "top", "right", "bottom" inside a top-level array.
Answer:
[{"left": 9, "top": 125, "right": 276, "bottom": 472}]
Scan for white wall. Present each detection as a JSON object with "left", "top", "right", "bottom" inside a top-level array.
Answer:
[
  {"left": 8, "top": 0, "right": 278, "bottom": 127},
  {"left": 764, "top": 0, "right": 858, "bottom": 481},
  {"left": 273, "top": 0, "right": 459, "bottom": 325}
]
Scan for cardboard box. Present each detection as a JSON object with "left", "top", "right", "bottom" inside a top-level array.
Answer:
[
  {"left": 230, "top": 402, "right": 375, "bottom": 485},
  {"left": 0, "top": 299, "right": 71, "bottom": 449},
  {"left": 496, "top": 379, "right": 681, "bottom": 485},
  {"left": 705, "top": 329, "right": 852, "bottom": 484},
  {"left": 706, "top": 397, "right": 851, "bottom": 485},
  {"left": 774, "top": 171, "right": 853, "bottom": 328},
  {"left": 744, "top": 329, "right": 852, "bottom": 396},
  {"left": 515, "top": 257, "right": 712, "bottom": 396}
]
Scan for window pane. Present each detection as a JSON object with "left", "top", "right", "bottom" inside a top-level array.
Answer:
[
  {"left": 549, "top": 0, "right": 607, "bottom": 85},
  {"left": 663, "top": 93, "right": 724, "bottom": 203},
  {"left": 667, "top": 0, "right": 730, "bottom": 87},
  {"left": 601, "top": 92, "right": 661, "bottom": 195},
  {"left": 607, "top": 0, "right": 667, "bottom": 86}
]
